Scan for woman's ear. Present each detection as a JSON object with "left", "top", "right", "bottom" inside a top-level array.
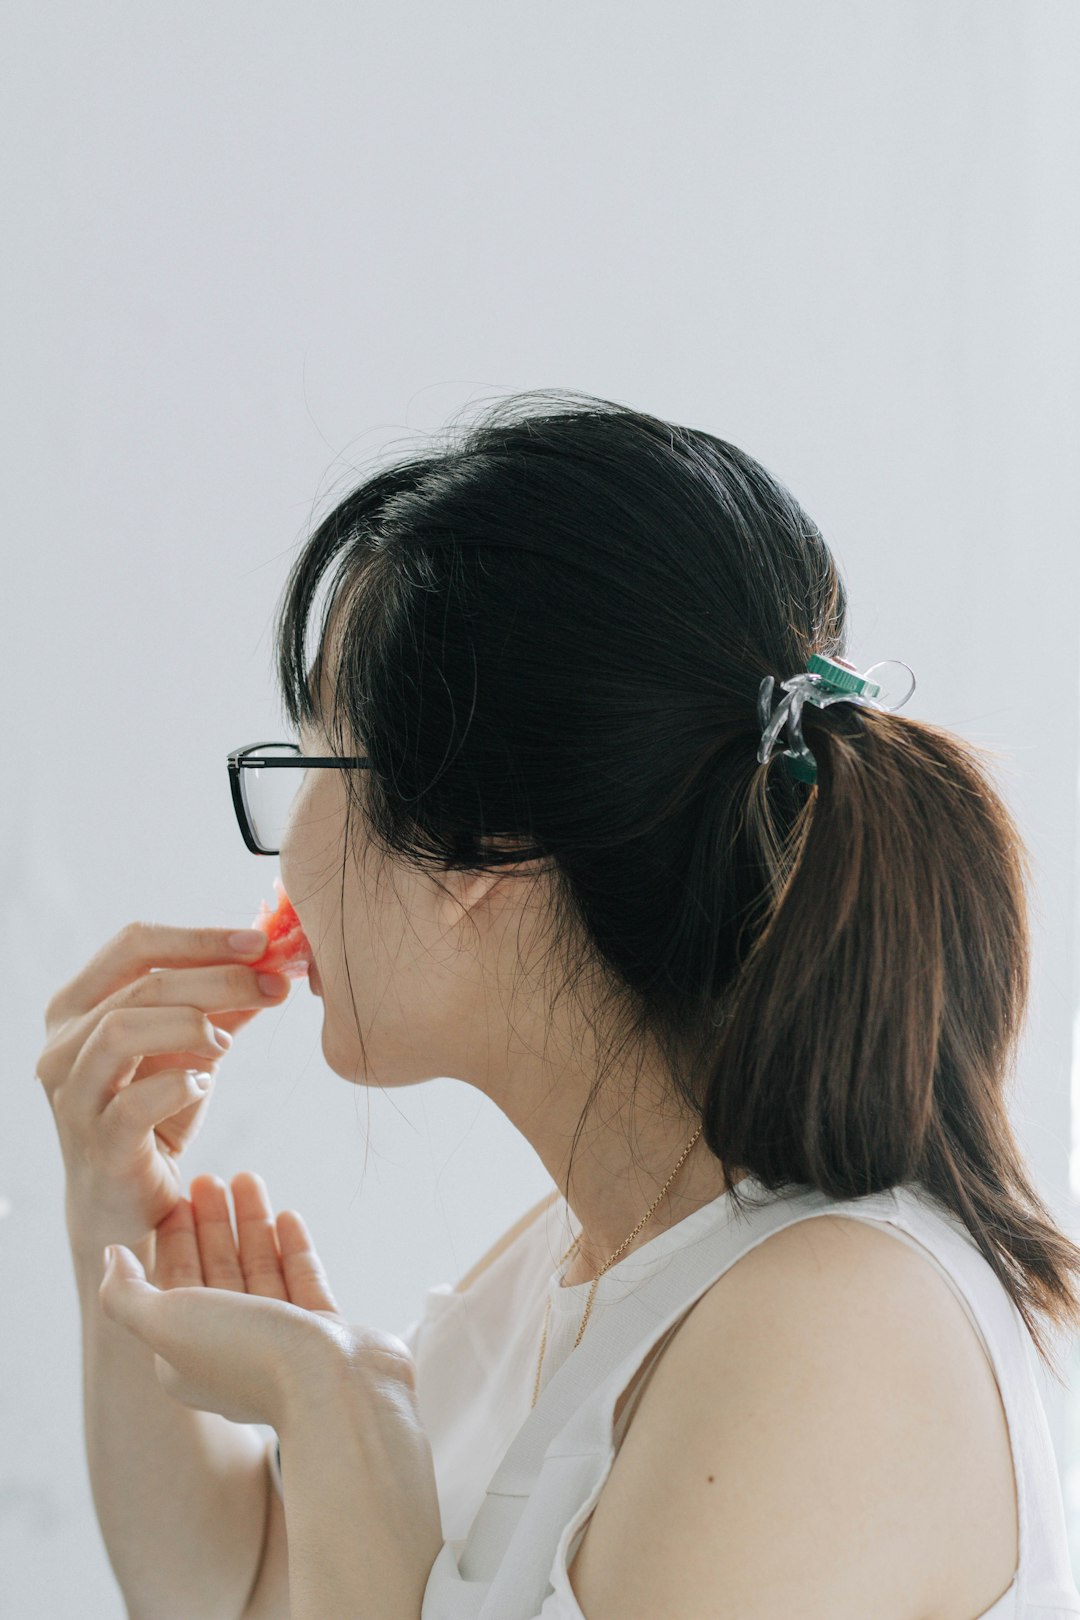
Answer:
[{"left": 437, "top": 837, "right": 542, "bottom": 934}]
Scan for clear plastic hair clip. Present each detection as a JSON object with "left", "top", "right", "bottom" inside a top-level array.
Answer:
[
  {"left": 758, "top": 655, "right": 916, "bottom": 784},
  {"left": 857, "top": 659, "right": 918, "bottom": 711}
]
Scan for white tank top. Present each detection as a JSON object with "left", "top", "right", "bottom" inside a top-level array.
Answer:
[{"left": 270, "top": 1175, "right": 1080, "bottom": 1618}]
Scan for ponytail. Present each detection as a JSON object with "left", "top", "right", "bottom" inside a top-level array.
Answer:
[{"left": 705, "top": 696, "right": 1079, "bottom": 1382}]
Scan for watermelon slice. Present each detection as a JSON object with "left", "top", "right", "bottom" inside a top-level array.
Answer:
[{"left": 249, "top": 876, "right": 313, "bottom": 979}]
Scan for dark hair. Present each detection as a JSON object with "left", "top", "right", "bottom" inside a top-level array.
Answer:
[{"left": 273, "top": 386, "right": 1080, "bottom": 1383}]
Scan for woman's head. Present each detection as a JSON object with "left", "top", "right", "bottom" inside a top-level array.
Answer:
[
  {"left": 278, "top": 387, "right": 840, "bottom": 1079},
  {"left": 273, "top": 386, "right": 1080, "bottom": 1377}
]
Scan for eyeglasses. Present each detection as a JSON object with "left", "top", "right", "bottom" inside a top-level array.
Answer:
[{"left": 227, "top": 741, "right": 369, "bottom": 855}]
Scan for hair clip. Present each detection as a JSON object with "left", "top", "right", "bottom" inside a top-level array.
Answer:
[{"left": 758, "top": 654, "right": 917, "bottom": 785}]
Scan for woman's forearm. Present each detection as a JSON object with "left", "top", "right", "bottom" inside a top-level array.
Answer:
[
  {"left": 276, "top": 1354, "right": 443, "bottom": 1620},
  {"left": 69, "top": 1221, "right": 270, "bottom": 1620}
]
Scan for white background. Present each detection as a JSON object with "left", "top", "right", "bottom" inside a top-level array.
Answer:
[{"left": 3, "top": 2, "right": 1079, "bottom": 1612}]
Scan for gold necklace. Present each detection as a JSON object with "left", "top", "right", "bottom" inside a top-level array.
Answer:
[{"left": 530, "top": 1123, "right": 704, "bottom": 1409}]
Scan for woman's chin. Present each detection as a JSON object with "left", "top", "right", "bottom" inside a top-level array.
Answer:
[{"left": 319, "top": 1033, "right": 432, "bottom": 1090}]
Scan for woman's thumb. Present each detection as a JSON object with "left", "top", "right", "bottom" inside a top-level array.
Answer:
[
  {"left": 103, "top": 1243, "right": 149, "bottom": 1283},
  {"left": 99, "top": 1243, "right": 155, "bottom": 1328}
]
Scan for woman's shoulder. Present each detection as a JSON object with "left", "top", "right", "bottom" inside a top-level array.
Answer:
[{"left": 565, "top": 1210, "right": 1020, "bottom": 1620}]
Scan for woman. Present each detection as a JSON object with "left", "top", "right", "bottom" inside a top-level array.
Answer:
[{"left": 43, "top": 389, "right": 1080, "bottom": 1617}]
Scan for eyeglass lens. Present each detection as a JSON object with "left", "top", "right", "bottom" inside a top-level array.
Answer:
[{"left": 241, "top": 747, "right": 308, "bottom": 853}]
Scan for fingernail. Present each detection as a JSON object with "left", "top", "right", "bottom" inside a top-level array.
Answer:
[
  {"left": 229, "top": 930, "right": 267, "bottom": 954},
  {"left": 258, "top": 973, "right": 289, "bottom": 997}
]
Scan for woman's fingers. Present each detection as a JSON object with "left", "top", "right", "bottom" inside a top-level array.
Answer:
[
  {"left": 231, "top": 1172, "right": 289, "bottom": 1300},
  {"left": 189, "top": 1176, "right": 248, "bottom": 1291},
  {"left": 276, "top": 1209, "right": 341, "bottom": 1313},
  {"left": 152, "top": 1171, "right": 335, "bottom": 1312},
  {"left": 153, "top": 1196, "right": 206, "bottom": 1289},
  {"left": 154, "top": 1174, "right": 288, "bottom": 1299},
  {"left": 134, "top": 1004, "right": 262, "bottom": 1068}
]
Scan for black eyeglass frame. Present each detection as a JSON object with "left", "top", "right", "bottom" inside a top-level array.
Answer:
[{"left": 227, "top": 740, "right": 369, "bottom": 856}]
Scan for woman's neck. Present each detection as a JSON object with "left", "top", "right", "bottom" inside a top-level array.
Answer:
[{"left": 557, "top": 1153, "right": 749, "bottom": 1286}]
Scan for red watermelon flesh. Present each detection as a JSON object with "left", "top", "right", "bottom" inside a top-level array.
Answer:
[{"left": 249, "top": 876, "right": 312, "bottom": 979}]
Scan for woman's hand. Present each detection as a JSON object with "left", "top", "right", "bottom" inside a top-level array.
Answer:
[
  {"left": 97, "top": 1170, "right": 361, "bottom": 1430},
  {"left": 100, "top": 1171, "right": 444, "bottom": 1618},
  {"left": 37, "top": 921, "right": 292, "bottom": 1254}
]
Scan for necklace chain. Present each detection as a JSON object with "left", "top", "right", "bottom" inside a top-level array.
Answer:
[{"left": 530, "top": 1122, "right": 704, "bottom": 1410}]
